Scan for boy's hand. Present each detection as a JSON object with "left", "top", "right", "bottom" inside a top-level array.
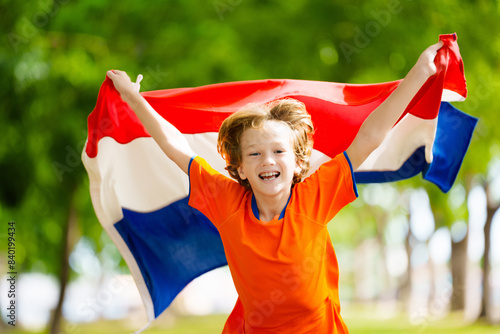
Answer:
[
  {"left": 106, "top": 70, "right": 143, "bottom": 103},
  {"left": 410, "top": 41, "right": 444, "bottom": 81}
]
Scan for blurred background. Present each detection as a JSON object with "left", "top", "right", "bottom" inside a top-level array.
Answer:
[{"left": 1, "top": 0, "right": 500, "bottom": 333}]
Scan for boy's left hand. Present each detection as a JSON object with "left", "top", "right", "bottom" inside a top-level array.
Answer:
[{"left": 411, "top": 41, "right": 444, "bottom": 80}]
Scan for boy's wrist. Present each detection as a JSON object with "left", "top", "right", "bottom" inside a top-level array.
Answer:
[
  {"left": 408, "top": 55, "right": 439, "bottom": 85},
  {"left": 406, "top": 66, "right": 432, "bottom": 88},
  {"left": 122, "top": 90, "right": 143, "bottom": 107}
]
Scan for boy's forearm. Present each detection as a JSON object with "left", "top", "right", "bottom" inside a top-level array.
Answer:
[
  {"left": 346, "top": 41, "right": 442, "bottom": 170},
  {"left": 124, "top": 91, "right": 194, "bottom": 174},
  {"left": 361, "top": 68, "right": 429, "bottom": 141},
  {"left": 347, "top": 69, "right": 428, "bottom": 170}
]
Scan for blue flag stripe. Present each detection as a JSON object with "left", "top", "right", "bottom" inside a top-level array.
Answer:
[{"left": 115, "top": 197, "right": 227, "bottom": 317}]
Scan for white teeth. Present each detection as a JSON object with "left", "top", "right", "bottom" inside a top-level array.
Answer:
[{"left": 259, "top": 172, "right": 280, "bottom": 180}]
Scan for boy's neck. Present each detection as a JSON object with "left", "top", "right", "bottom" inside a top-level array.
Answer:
[{"left": 253, "top": 189, "right": 291, "bottom": 222}]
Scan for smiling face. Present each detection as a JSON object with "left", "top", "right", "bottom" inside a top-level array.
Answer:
[
  {"left": 217, "top": 99, "right": 314, "bottom": 191},
  {"left": 237, "top": 120, "right": 301, "bottom": 199}
]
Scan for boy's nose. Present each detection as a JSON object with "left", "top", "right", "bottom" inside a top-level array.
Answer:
[{"left": 261, "top": 153, "right": 276, "bottom": 165}]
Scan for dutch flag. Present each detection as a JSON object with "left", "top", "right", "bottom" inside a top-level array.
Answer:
[{"left": 82, "top": 34, "right": 476, "bottom": 326}]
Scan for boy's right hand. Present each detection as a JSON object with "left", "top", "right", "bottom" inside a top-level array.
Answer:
[{"left": 106, "top": 70, "right": 143, "bottom": 103}]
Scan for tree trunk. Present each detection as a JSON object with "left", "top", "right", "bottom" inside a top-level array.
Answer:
[
  {"left": 49, "top": 188, "right": 78, "bottom": 334},
  {"left": 374, "top": 211, "right": 391, "bottom": 299},
  {"left": 450, "top": 230, "right": 468, "bottom": 311},
  {"left": 478, "top": 183, "right": 499, "bottom": 322},
  {"left": 450, "top": 176, "right": 474, "bottom": 312},
  {"left": 400, "top": 210, "right": 413, "bottom": 309}
]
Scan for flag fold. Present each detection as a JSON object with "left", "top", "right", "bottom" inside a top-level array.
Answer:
[{"left": 82, "top": 33, "right": 476, "bottom": 323}]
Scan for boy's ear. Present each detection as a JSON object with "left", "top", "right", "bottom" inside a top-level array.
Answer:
[{"left": 237, "top": 166, "right": 247, "bottom": 180}]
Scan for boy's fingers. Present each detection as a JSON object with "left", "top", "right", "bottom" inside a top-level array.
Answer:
[
  {"left": 107, "top": 69, "right": 127, "bottom": 77},
  {"left": 428, "top": 40, "right": 444, "bottom": 53},
  {"left": 107, "top": 70, "right": 124, "bottom": 80}
]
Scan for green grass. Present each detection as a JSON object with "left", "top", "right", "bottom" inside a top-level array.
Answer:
[
  {"left": 151, "top": 308, "right": 499, "bottom": 334},
  {"left": 345, "top": 314, "right": 497, "bottom": 334},
  {"left": 84, "top": 312, "right": 499, "bottom": 334},
  {"left": 342, "top": 304, "right": 499, "bottom": 334},
  {"left": 3, "top": 310, "right": 498, "bottom": 333}
]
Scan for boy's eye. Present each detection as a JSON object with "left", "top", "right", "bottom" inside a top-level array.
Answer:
[
  {"left": 275, "top": 150, "right": 285, "bottom": 154},
  {"left": 249, "top": 152, "right": 260, "bottom": 156}
]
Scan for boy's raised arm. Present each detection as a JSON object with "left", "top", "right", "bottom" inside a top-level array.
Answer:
[
  {"left": 106, "top": 70, "right": 195, "bottom": 174},
  {"left": 345, "top": 41, "right": 443, "bottom": 171}
]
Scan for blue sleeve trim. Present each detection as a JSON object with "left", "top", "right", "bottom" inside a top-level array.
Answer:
[
  {"left": 187, "top": 155, "right": 197, "bottom": 199},
  {"left": 188, "top": 155, "right": 196, "bottom": 176},
  {"left": 251, "top": 194, "right": 260, "bottom": 220},
  {"left": 343, "top": 151, "right": 359, "bottom": 198}
]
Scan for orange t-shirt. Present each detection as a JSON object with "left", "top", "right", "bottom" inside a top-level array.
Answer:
[{"left": 188, "top": 153, "right": 358, "bottom": 333}]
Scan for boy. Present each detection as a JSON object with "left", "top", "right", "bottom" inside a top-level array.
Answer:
[{"left": 106, "top": 41, "right": 442, "bottom": 333}]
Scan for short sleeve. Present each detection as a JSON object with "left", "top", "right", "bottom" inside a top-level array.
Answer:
[
  {"left": 291, "top": 152, "right": 358, "bottom": 225},
  {"left": 188, "top": 156, "right": 246, "bottom": 227}
]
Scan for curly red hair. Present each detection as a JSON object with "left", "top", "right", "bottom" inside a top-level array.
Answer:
[{"left": 217, "top": 99, "right": 314, "bottom": 190}]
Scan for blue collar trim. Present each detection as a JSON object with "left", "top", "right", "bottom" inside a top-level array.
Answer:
[{"left": 251, "top": 193, "right": 291, "bottom": 221}]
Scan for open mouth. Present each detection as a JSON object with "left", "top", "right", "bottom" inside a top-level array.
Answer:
[{"left": 259, "top": 172, "right": 280, "bottom": 181}]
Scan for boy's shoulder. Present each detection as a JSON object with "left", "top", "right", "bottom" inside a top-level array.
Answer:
[
  {"left": 294, "top": 152, "right": 356, "bottom": 196},
  {"left": 190, "top": 155, "right": 246, "bottom": 192}
]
